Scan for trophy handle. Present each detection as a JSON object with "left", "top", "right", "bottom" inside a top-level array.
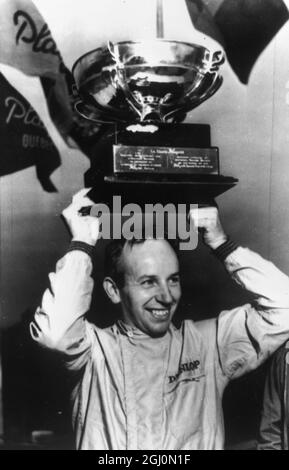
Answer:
[
  {"left": 208, "top": 50, "right": 225, "bottom": 74},
  {"left": 74, "top": 100, "right": 115, "bottom": 124}
]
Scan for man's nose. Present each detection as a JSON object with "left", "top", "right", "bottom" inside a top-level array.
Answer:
[{"left": 155, "top": 283, "right": 173, "bottom": 304}]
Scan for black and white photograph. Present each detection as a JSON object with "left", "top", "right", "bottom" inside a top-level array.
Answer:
[{"left": 1, "top": 0, "right": 289, "bottom": 453}]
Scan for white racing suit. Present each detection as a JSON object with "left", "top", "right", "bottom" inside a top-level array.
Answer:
[{"left": 30, "top": 246, "right": 289, "bottom": 450}]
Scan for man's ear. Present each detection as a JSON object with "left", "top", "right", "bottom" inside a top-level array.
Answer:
[{"left": 103, "top": 277, "right": 121, "bottom": 304}]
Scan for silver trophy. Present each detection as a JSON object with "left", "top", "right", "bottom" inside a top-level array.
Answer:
[
  {"left": 72, "top": 3, "right": 237, "bottom": 204},
  {"left": 72, "top": 39, "right": 225, "bottom": 123}
]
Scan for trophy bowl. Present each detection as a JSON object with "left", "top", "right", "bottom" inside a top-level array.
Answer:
[{"left": 72, "top": 39, "right": 225, "bottom": 123}]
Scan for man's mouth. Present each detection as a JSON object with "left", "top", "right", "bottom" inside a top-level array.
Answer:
[{"left": 147, "top": 309, "right": 170, "bottom": 320}]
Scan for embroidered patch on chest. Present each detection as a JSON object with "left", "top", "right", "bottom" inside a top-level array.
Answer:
[{"left": 168, "top": 359, "right": 204, "bottom": 386}]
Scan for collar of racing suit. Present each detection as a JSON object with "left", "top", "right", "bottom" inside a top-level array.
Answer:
[{"left": 116, "top": 319, "right": 177, "bottom": 339}]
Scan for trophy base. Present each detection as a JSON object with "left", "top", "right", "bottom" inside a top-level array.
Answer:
[
  {"left": 85, "top": 173, "right": 238, "bottom": 206},
  {"left": 85, "top": 122, "right": 238, "bottom": 206}
]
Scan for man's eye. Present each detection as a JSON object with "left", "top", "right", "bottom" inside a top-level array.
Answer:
[
  {"left": 169, "top": 277, "right": 180, "bottom": 285},
  {"left": 141, "top": 279, "right": 156, "bottom": 287}
]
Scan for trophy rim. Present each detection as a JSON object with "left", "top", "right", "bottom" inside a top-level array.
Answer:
[{"left": 72, "top": 38, "right": 215, "bottom": 75}]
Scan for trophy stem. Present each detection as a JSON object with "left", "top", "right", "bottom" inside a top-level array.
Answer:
[{"left": 156, "top": 0, "right": 164, "bottom": 38}]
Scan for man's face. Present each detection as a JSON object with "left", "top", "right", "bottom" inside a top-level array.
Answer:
[{"left": 118, "top": 239, "right": 181, "bottom": 337}]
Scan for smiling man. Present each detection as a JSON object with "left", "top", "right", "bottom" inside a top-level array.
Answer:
[
  {"left": 103, "top": 238, "right": 181, "bottom": 338},
  {"left": 30, "top": 189, "right": 289, "bottom": 450}
]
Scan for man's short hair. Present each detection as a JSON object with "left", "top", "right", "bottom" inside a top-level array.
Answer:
[{"left": 104, "top": 234, "right": 180, "bottom": 288}]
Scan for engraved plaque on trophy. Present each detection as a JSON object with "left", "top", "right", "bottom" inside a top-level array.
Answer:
[{"left": 113, "top": 146, "right": 219, "bottom": 175}]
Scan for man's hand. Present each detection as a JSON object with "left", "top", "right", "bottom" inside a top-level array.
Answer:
[
  {"left": 62, "top": 189, "right": 99, "bottom": 246},
  {"left": 189, "top": 206, "right": 227, "bottom": 250}
]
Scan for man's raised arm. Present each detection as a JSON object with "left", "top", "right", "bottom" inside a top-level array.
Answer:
[
  {"left": 190, "top": 206, "right": 289, "bottom": 379},
  {"left": 30, "top": 189, "right": 99, "bottom": 365}
]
